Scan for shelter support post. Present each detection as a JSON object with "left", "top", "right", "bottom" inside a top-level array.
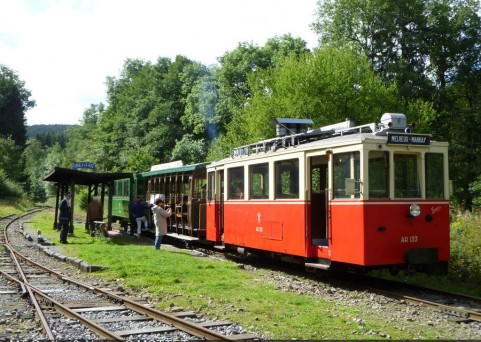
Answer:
[{"left": 108, "top": 181, "right": 113, "bottom": 230}]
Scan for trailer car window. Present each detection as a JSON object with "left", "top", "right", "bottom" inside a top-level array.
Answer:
[
  {"left": 249, "top": 163, "right": 269, "bottom": 199},
  {"left": 275, "top": 159, "right": 299, "bottom": 199},
  {"left": 207, "top": 171, "right": 215, "bottom": 201},
  {"left": 228, "top": 167, "right": 245, "bottom": 200},
  {"left": 425, "top": 153, "right": 444, "bottom": 199},
  {"left": 369, "top": 151, "right": 389, "bottom": 198}
]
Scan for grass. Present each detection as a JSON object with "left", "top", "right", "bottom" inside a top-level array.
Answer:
[
  {"left": 21, "top": 208, "right": 475, "bottom": 340},
  {"left": 0, "top": 198, "right": 36, "bottom": 217}
]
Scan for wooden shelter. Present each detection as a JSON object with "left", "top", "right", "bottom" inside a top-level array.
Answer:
[{"left": 43, "top": 167, "right": 131, "bottom": 233}]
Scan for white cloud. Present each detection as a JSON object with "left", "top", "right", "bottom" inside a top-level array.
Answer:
[{"left": 0, "top": 0, "right": 319, "bottom": 125}]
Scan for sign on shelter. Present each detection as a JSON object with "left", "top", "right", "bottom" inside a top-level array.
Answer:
[{"left": 72, "top": 162, "right": 96, "bottom": 170}]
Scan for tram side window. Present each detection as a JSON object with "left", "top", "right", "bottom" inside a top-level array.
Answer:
[
  {"left": 194, "top": 178, "right": 207, "bottom": 199},
  {"left": 425, "top": 153, "right": 444, "bottom": 199},
  {"left": 249, "top": 163, "right": 269, "bottom": 199},
  {"left": 394, "top": 154, "right": 420, "bottom": 198},
  {"left": 123, "top": 180, "right": 129, "bottom": 198},
  {"left": 275, "top": 159, "right": 299, "bottom": 199},
  {"left": 114, "top": 180, "right": 122, "bottom": 197},
  {"left": 333, "top": 152, "right": 360, "bottom": 198},
  {"left": 207, "top": 171, "right": 215, "bottom": 201},
  {"left": 369, "top": 151, "right": 389, "bottom": 198},
  {"left": 228, "top": 167, "right": 245, "bottom": 200}
]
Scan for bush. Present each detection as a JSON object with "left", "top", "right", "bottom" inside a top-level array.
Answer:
[
  {"left": 449, "top": 212, "right": 481, "bottom": 283},
  {"left": 76, "top": 188, "right": 89, "bottom": 211},
  {"left": 0, "top": 169, "right": 23, "bottom": 198}
]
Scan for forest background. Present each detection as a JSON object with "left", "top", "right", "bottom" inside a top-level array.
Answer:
[{"left": 1, "top": 0, "right": 480, "bottom": 282}]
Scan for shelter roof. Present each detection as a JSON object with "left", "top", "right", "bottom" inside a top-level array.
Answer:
[{"left": 43, "top": 167, "right": 132, "bottom": 185}]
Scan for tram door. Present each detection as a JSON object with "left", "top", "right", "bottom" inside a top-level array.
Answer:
[
  {"left": 309, "top": 156, "right": 329, "bottom": 246},
  {"left": 217, "top": 170, "right": 225, "bottom": 240}
]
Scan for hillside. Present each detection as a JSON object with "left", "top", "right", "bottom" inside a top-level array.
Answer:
[{"left": 27, "top": 124, "right": 77, "bottom": 138}]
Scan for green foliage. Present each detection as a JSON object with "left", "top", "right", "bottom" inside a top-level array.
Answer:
[
  {"left": 34, "top": 131, "right": 68, "bottom": 148},
  {"left": 215, "top": 35, "right": 310, "bottom": 135},
  {"left": 0, "top": 197, "right": 35, "bottom": 216},
  {"left": 125, "top": 146, "right": 159, "bottom": 173},
  {"left": 27, "top": 124, "right": 76, "bottom": 138},
  {"left": 313, "top": 0, "right": 481, "bottom": 210},
  {"left": 23, "top": 139, "right": 48, "bottom": 201},
  {"left": 0, "top": 135, "right": 24, "bottom": 182},
  {"left": 469, "top": 175, "right": 481, "bottom": 209},
  {"left": 449, "top": 212, "right": 481, "bottom": 283},
  {"left": 0, "top": 169, "right": 23, "bottom": 198},
  {"left": 76, "top": 187, "right": 89, "bottom": 211},
  {"left": 211, "top": 47, "right": 402, "bottom": 157},
  {"left": 0, "top": 64, "right": 34, "bottom": 147},
  {"left": 170, "top": 134, "right": 207, "bottom": 164}
]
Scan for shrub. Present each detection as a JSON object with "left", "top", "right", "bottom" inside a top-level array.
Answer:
[
  {"left": 0, "top": 169, "right": 24, "bottom": 198},
  {"left": 449, "top": 212, "right": 481, "bottom": 283}
]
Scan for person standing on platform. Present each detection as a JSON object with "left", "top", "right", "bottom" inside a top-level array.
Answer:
[
  {"left": 59, "top": 192, "right": 71, "bottom": 244},
  {"left": 128, "top": 197, "right": 137, "bottom": 236},
  {"left": 87, "top": 196, "right": 103, "bottom": 237},
  {"left": 151, "top": 197, "right": 172, "bottom": 249}
]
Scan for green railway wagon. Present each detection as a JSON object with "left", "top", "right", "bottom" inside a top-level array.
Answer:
[{"left": 112, "top": 177, "right": 135, "bottom": 229}]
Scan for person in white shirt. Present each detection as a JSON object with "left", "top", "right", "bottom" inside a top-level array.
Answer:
[{"left": 151, "top": 197, "right": 172, "bottom": 249}]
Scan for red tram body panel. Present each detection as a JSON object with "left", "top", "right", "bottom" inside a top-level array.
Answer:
[{"left": 327, "top": 200, "right": 450, "bottom": 266}]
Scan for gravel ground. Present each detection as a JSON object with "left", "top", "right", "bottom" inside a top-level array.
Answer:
[{"left": 15, "top": 218, "right": 481, "bottom": 340}]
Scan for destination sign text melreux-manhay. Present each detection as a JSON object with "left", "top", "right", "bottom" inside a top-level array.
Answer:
[{"left": 387, "top": 133, "right": 430, "bottom": 146}]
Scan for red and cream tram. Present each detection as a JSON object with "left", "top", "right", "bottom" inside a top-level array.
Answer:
[{"left": 205, "top": 113, "right": 450, "bottom": 275}]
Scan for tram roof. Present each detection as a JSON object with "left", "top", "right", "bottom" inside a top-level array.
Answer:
[
  {"left": 210, "top": 131, "right": 448, "bottom": 167},
  {"left": 43, "top": 167, "right": 132, "bottom": 185},
  {"left": 139, "top": 162, "right": 210, "bottom": 178}
]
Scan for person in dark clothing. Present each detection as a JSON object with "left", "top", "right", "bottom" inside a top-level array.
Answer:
[
  {"left": 133, "top": 197, "right": 150, "bottom": 238},
  {"left": 59, "top": 192, "right": 72, "bottom": 244},
  {"left": 128, "top": 197, "right": 137, "bottom": 236}
]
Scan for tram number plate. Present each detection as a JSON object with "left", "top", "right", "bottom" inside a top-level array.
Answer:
[{"left": 401, "top": 235, "right": 418, "bottom": 243}]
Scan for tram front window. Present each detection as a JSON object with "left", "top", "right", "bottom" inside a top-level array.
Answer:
[
  {"left": 333, "top": 152, "right": 360, "bottom": 198},
  {"left": 426, "top": 153, "right": 444, "bottom": 199},
  {"left": 394, "top": 154, "right": 420, "bottom": 198},
  {"left": 369, "top": 151, "right": 389, "bottom": 198}
]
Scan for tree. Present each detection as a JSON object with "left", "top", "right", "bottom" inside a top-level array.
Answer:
[
  {"left": 66, "top": 104, "right": 104, "bottom": 170},
  {"left": 312, "top": 0, "right": 435, "bottom": 102},
  {"left": 312, "top": 0, "right": 481, "bottom": 209},
  {"left": 0, "top": 65, "right": 35, "bottom": 147},
  {"left": 23, "top": 138, "right": 47, "bottom": 201},
  {"left": 209, "top": 47, "right": 404, "bottom": 159},
  {"left": 0, "top": 135, "right": 24, "bottom": 182},
  {"left": 170, "top": 134, "right": 207, "bottom": 165},
  {"left": 215, "top": 35, "right": 310, "bottom": 134}
]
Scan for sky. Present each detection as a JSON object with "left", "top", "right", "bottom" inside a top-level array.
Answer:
[{"left": 0, "top": 0, "right": 319, "bottom": 126}]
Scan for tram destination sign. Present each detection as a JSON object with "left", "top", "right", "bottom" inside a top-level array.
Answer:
[{"left": 387, "top": 133, "right": 430, "bottom": 146}]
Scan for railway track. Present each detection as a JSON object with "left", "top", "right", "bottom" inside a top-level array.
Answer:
[
  {"left": 224, "top": 251, "right": 481, "bottom": 329},
  {"left": 0, "top": 212, "right": 258, "bottom": 341},
  {"left": 359, "top": 275, "right": 481, "bottom": 324}
]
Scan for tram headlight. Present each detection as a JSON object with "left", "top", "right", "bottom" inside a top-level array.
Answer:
[{"left": 409, "top": 203, "right": 421, "bottom": 217}]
